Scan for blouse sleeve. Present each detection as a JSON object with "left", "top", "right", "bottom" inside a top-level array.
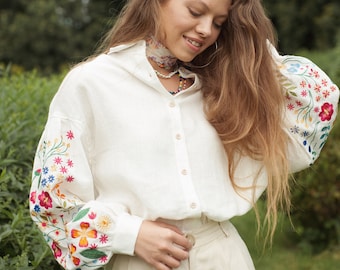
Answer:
[
  {"left": 29, "top": 68, "right": 143, "bottom": 270},
  {"left": 269, "top": 44, "right": 339, "bottom": 172}
]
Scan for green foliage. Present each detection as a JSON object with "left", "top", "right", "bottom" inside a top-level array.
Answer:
[
  {"left": 0, "top": 0, "right": 122, "bottom": 72},
  {"left": 263, "top": 0, "right": 340, "bottom": 53},
  {"left": 1, "top": 0, "right": 340, "bottom": 71},
  {"left": 233, "top": 201, "right": 340, "bottom": 269},
  {"left": 0, "top": 71, "right": 64, "bottom": 269},
  {"left": 286, "top": 47, "right": 340, "bottom": 253},
  {"left": 291, "top": 119, "right": 340, "bottom": 253},
  {"left": 297, "top": 44, "right": 340, "bottom": 87}
]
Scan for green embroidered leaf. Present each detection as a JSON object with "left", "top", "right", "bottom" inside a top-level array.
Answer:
[
  {"left": 72, "top": 208, "right": 90, "bottom": 222},
  {"left": 319, "top": 141, "right": 325, "bottom": 149},
  {"left": 321, "top": 126, "right": 330, "bottom": 132},
  {"left": 80, "top": 249, "right": 106, "bottom": 259},
  {"left": 320, "top": 133, "right": 328, "bottom": 140},
  {"left": 288, "top": 90, "right": 298, "bottom": 97}
]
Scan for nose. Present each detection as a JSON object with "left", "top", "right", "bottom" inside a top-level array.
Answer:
[{"left": 196, "top": 18, "right": 212, "bottom": 37}]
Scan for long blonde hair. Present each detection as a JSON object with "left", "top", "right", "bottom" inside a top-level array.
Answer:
[{"left": 97, "top": 0, "right": 291, "bottom": 244}]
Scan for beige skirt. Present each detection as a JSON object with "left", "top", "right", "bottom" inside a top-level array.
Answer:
[{"left": 106, "top": 217, "right": 255, "bottom": 270}]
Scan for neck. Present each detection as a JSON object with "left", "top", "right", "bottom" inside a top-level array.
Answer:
[{"left": 146, "top": 36, "right": 177, "bottom": 71}]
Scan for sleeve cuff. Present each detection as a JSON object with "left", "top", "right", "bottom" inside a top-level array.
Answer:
[{"left": 112, "top": 213, "right": 143, "bottom": 255}]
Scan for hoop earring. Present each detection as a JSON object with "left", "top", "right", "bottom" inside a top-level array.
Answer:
[{"left": 183, "top": 41, "right": 218, "bottom": 69}]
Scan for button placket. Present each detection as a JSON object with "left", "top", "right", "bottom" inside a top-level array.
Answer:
[{"left": 166, "top": 98, "right": 200, "bottom": 213}]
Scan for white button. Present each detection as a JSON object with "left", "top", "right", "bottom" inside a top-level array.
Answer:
[
  {"left": 175, "top": 134, "right": 182, "bottom": 140},
  {"left": 169, "top": 101, "right": 176, "bottom": 108},
  {"left": 181, "top": 169, "right": 188, "bottom": 175},
  {"left": 190, "top": 203, "right": 197, "bottom": 209}
]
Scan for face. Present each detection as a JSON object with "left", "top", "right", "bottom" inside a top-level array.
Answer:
[{"left": 159, "top": 0, "right": 231, "bottom": 62}]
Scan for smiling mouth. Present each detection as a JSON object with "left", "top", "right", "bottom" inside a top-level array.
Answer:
[{"left": 186, "top": 38, "right": 202, "bottom": 48}]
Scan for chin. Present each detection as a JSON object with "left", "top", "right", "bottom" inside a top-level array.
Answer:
[{"left": 177, "top": 55, "right": 195, "bottom": 63}]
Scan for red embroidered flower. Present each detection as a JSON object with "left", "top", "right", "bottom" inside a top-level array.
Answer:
[
  {"left": 71, "top": 222, "right": 97, "bottom": 247},
  {"left": 54, "top": 157, "right": 62, "bottom": 164},
  {"left": 99, "top": 234, "right": 109, "bottom": 244},
  {"left": 66, "top": 175, "right": 75, "bottom": 183},
  {"left": 314, "top": 84, "right": 321, "bottom": 93},
  {"left": 51, "top": 241, "right": 62, "bottom": 258},
  {"left": 319, "top": 103, "right": 334, "bottom": 121},
  {"left": 301, "top": 90, "right": 308, "bottom": 97},
  {"left": 30, "top": 191, "right": 36, "bottom": 204},
  {"left": 66, "top": 130, "right": 74, "bottom": 140},
  {"left": 67, "top": 159, "right": 74, "bottom": 167},
  {"left": 300, "top": 81, "right": 307, "bottom": 88},
  {"left": 88, "top": 212, "right": 97, "bottom": 220},
  {"left": 287, "top": 103, "right": 295, "bottom": 110},
  {"left": 38, "top": 191, "right": 53, "bottom": 209},
  {"left": 322, "top": 90, "right": 330, "bottom": 98},
  {"left": 99, "top": 255, "right": 108, "bottom": 263},
  {"left": 34, "top": 169, "right": 41, "bottom": 176},
  {"left": 60, "top": 166, "right": 68, "bottom": 174}
]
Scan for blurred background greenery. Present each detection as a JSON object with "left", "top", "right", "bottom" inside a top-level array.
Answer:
[
  {"left": 0, "top": 0, "right": 339, "bottom": 269},
  {"left": 0, "top": 0, "right": 340, "bottom": 75}
]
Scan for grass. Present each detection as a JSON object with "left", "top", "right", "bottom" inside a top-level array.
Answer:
[{"left": 232, "top": 202, "right": 340, "bottom": 270}]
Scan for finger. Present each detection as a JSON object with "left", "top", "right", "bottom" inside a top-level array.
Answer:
[
  {"left": 159, "top": 254, "right": 181, "bottom": 269},
  {"left": 154, "top": 261, "right": 172, "bottom": 270},
  {"left": 169, "top": 245, "right": 190, "bottom": 261},
  {"left": 156, "top": 221, "right": 185, "bottom": 235},
  {"left": 172, "top": 233, "right": 192, "bottom": 251}
]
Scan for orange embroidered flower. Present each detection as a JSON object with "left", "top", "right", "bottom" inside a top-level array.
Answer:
[
  {"left": 69, "top": 244, "right": 81, "bottom": 266},
  {"left": 71, "top": 222, "right": 97, "bottom": 247}
]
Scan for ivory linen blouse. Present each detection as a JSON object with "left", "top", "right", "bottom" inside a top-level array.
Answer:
[{"left": 29, "top": 40, "right": 339, "bottom": 269}]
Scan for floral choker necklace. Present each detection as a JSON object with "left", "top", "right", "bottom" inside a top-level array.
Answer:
[{"left": 146, "top": 36, "right": 177, "bottom": 71}]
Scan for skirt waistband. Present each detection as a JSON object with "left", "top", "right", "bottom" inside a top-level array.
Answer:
[{"left": 158, "top": 215, "right": 234, "bottom": 248}]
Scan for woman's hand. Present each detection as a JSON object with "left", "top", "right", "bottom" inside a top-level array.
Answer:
[{"left": 134, "top": 220, "right": 192, "bottom": 270}]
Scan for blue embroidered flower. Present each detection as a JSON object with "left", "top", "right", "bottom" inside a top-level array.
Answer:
[
  {"left": 48, "top": 175, "right": 55, "bottom": 183},
  {"left": 34, "top": 205, "right": 41, "bottom": 212},
  {"left": 41, "top": 178, "right": 48, "bottom": 187},
  {"left": 287, "top": 63, "right": 300, "bottom": 73},
  {"left": 301, "top": 131, "right": 310, "bottom": 137},
  {"left": 290, "top": 125, "right": 300, "bottom": 134},
  {"left": 43, "top": 167, "right": 49, "bottom": 174}
]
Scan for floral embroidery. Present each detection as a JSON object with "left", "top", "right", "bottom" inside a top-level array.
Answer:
[
  {"left": 279, "top": 56, "right": 339, "bottom": 162},
  {"left": 30, "top": 130, "right": 112, "bottom": 268},
  {"left": 52, "top": 241, "right": 62, "bottom": 258},
  {"left": 69, "top": 244, "right": 81, "bottom": 266},
  {"left": 319, "top": 103, "right": 334, "bottom": 121},
  {"left": 96, "top": 215, "right": 113, "bottom": 232},
  {"left": 99, "top": 234, "right": 109, "bottom": 244},
  {"left": 71, "top": 222, "right": 98, "bottom": 247},
  {"left": 38, "top": 191, "right": 53, "bottom": 209}
]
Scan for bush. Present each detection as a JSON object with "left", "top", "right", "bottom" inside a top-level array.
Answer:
[
  {"left": 289, "top": 47, "right": 340, "bottom": 253},
  {"left": 291, "top": 119, "right": 340, "bottom": 253},
  {"left": 0, "top": 70, "right": 63, "bottom": 269}
]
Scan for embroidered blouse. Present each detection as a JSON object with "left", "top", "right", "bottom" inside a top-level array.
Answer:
[{"left": 29, "top": 40, "right": 339, "bottom": 269}]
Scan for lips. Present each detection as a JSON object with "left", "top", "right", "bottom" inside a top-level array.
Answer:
[{"left": 185, "top": 37, "right": 203, "bottom": 48}]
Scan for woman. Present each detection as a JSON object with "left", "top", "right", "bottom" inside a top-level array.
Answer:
[{"left": 29, "top": 0, "right": 339, "bottom": 269}]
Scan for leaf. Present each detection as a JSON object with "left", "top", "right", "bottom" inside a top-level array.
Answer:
[
  {"left": 72, "top": 208, "right": 90, "bottom": 222},
  {"left": 320, "top": 133, "right": 328, "bottom": 140},
  {"left": 321, "top": 126, "right": 330, "bottom": 132},
  {"left": 80, "top": 249, "right": 106, "bottom": 259}
]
